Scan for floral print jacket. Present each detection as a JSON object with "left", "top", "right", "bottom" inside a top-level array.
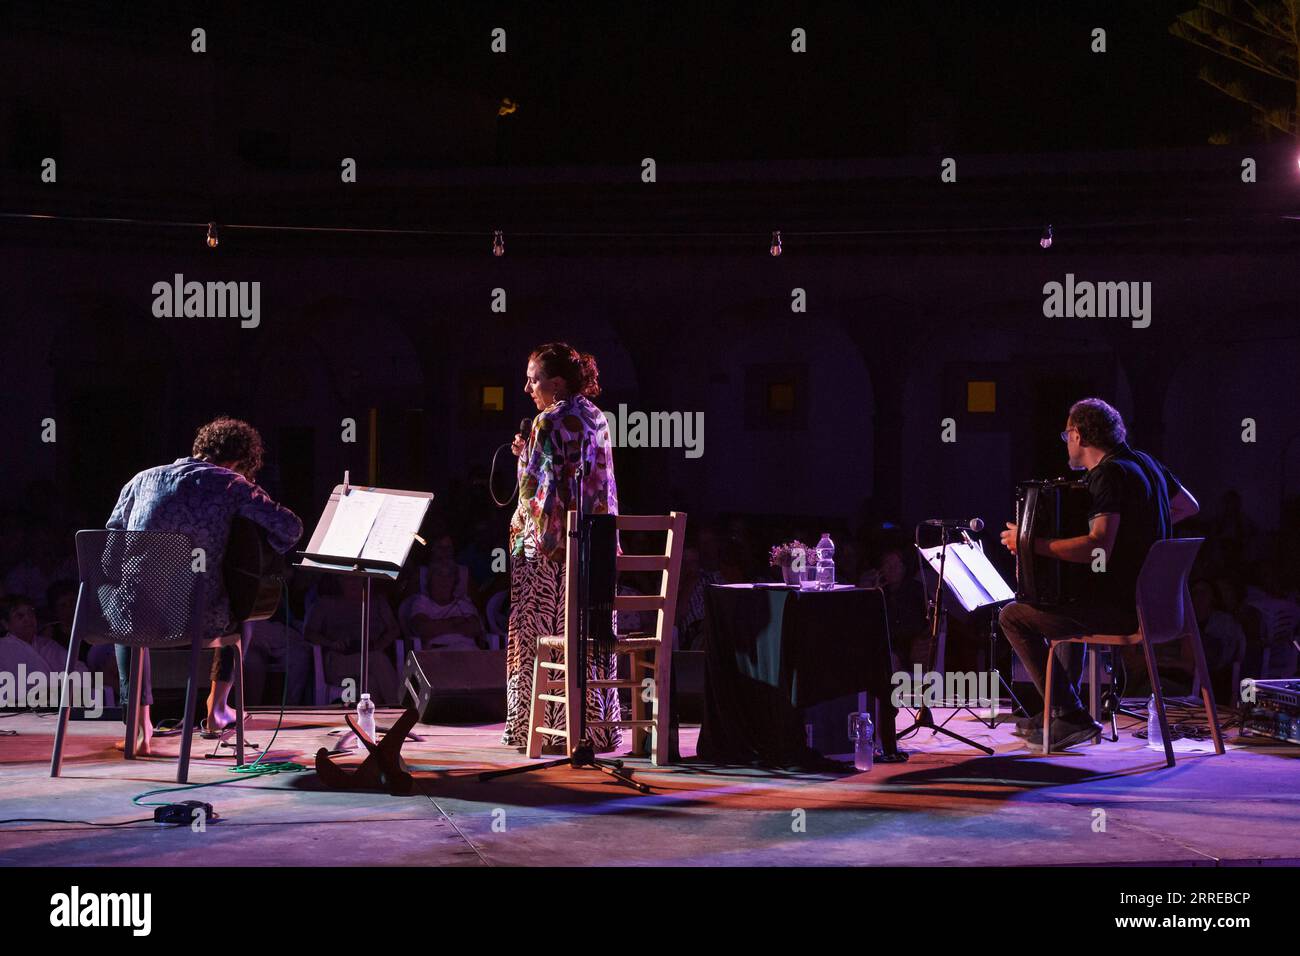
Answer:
[
  {"left": 107, "top": 457, "right": 304, "bottom": 639},
  {"left": 509, "top": 395, "right": 619, "bottom": 563}
]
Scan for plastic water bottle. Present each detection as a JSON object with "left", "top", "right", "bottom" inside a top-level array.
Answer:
[
  {"left": 357, "top": 693, "right": 376, "bottom": 748},
  {"left": 1146, "top": 694, "right": 1163, "bottom": 750},
  {"left": 815, "top": 532, "right": 836, "bottom": 589},
  {"left": 848, "top": 712, "right": 874, "bottom": 771}
]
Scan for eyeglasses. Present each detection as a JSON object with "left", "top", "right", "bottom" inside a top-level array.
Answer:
[{"left": 1060, "top": 429, "right": 1077, "bottom": 443}]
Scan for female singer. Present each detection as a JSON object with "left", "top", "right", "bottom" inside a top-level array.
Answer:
[{"left": 503, "top": 343, "right": 622, "bottom": 751}]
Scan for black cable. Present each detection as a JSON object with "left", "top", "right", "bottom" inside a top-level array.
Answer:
[
  {"left": 0, "top": 817, "right": 157, "bottom": 827},
  {"left": 488, "top": 440, "right": 520, "bottom": 507}
]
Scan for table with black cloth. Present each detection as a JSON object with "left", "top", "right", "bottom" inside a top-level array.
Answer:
[{"left": 697, "top": 583, "right": 898, "bottom": 767}]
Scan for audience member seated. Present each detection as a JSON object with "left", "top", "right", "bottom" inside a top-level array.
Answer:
[
  {"left": 675, "top": 545, "right": 721, "bottom": 650},
  {"left": 40, "top": 579, "right": 116, "bottom": 687},
  {"left": 304, "top": 575, "right": 401, "bottom": 704},
  {"left": 615, "top": 581, "right": 651, "bottom": 637},
  {"left": 835, "top": 538, "right": 864, "bottom": 588},
  {"left": 1, "top": 593, "right": 86, "bottom": 678},
  {"left": 421, "top": 534, "right": 472, "bottom": 602},
  {"left": 1, "top": 595, "right": 51, "bottom": 680},
  {"left": 1154, "top": 578, "right": 1246, "bottom": 696},
  {"left": 861, "top": 547, "right": 928, "bottom": 669},
  {"left": 1243, "top": 567, "right": 1299, "bottom": 678},
  {"left": 243, "top": 606, "right": 314, "bottom": 705},
  {"left": 717, "top": 539, "right": 750, "bottom": 584},
  {"left": 399, "top": 560, "right": 485, "bottom": 650},
  {"left": 456, "top": 519, "right": 502, "bottom": 592},
  {"left": 1192, "top": 578, "right": 1247, "bottom": 678},
  {"left": 696, "top": 525, "right": 722, "bottom": 577}
]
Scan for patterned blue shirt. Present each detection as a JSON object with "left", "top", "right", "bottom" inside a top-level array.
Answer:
[{"left": 106, "top": 457, "right": 304, "bottom": 639}]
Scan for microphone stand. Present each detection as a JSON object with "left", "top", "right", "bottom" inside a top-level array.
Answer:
[
  {"left": 895, "top": 523, "right": 995, "bottom": 755},
  {"left": 481, "top": 435, "right": 649, "bottom": 793}
]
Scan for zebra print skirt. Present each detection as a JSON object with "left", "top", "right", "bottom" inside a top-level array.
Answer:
[{"left": 502, "top": 550, "right": 623, "bottom": 751}]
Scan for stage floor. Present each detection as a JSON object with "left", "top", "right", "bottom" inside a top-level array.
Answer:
[{"left": 2, "top": 706, "right": 1297, "bottom": 867}]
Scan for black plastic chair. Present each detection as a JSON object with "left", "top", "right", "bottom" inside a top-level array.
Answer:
[{"left": 50, "top": 529, "right": 247, "bottom": 783}]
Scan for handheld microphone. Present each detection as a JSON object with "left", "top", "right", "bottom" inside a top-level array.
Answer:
[
  {"left": 489, "top": 419, "right": 533, "bottom": 508},
  {"left": 923, "top": 517, "right": 985, "bottom": 533}
]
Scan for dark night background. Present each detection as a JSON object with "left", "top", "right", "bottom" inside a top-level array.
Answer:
[{"left": 2, "top": 0, "right": 1299, "bottom": 607}]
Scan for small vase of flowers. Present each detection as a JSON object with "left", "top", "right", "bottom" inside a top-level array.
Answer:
[{"left": 770, "top": 540, "right": 810, "bottom": 586}]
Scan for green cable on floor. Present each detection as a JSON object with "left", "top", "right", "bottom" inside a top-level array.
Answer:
[
  {"left": 132, "top": 591, "right": 309, "bottom": 806},
  {"left": 230, "top": 591, "right": 309, "bottom": 775}
]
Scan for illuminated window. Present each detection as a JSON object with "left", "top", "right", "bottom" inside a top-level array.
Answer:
[
  {"left": 967, "top": 381, "right": 996, "bottom": 413},
  {"left": 768, "top": 383, "right": 796, "bottom": 412},
  {"left": 481, "top": 385, "right": 505, "bottom": 412}
]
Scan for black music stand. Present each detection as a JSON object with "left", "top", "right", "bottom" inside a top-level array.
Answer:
[
  {"left": 294, "top": 476, "right": 432, "bottom": 763},
  {"left": 895, "top": 526, "right": 999, "bottom": 754},
  {"left": 918, "top": 535, "right": 1026, "bottom": 729}
]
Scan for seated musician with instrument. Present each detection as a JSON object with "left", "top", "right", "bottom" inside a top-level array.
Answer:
[
  {"left": 106, "top": 417, "right": 303, "bottom": 754},
  {"left": 999, "top": 398, "right": 1199, "bottom": 750}
]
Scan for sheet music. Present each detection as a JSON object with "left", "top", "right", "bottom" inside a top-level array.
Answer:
[
  {"left": 317, "top": 489, "right": 385, "bottom": 560},
  {"left": 918, "top": 542, "right": 1014, "bottom": 612},
  {"left": 360, "top": 494, "right": 428, "bottom": 566}
]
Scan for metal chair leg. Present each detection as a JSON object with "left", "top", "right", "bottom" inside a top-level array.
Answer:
[
  {"left": 233, "top": 641, "right": 246, "bottom": 766},
  {"left": 125, "top": 646, "right": 144, "bottom": 761},
  {"left": 1185, "top": 628, "right": 1225, "bottom": 755},
  {"left": 176, "top": 641, "right": 203, "bottom": 784},
  {"left": 1087, "top": 646, "right": 1100, "bottom": 743},
  {"left": 1043, "top": 644, "right": 1055, "bottom": 755},
  {"left": 50, "top": 621, "right": 85, "bottom": 777},
  {"left": 1138, "top": 636, "right": 1175, "bottom": 768}
]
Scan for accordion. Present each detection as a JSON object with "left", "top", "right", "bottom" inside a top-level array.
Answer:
[{"left": 1014, "top": 477, "right": 1090, "bottom": 607}]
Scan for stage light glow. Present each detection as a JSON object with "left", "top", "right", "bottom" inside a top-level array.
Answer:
[
  {"left": 1040, "top": 224, "right": 1053, "bottom": 250},
  {"left": 492, "top": 229, "right": 505, "bottom": 256},
  {"left": 770, "top": 230, "right": 782, "bottom": 256},
  {"left": 206, "top": 222, "right": 219, "bottom": 248}
]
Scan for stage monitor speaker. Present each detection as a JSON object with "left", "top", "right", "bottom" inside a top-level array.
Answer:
[{"left": 401, "top": 649, "right": 506, "bottom": 723}]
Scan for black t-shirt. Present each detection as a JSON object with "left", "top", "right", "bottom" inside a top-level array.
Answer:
[{"left": 1084, "top": 443, "right": 1181, "bottom": 612}]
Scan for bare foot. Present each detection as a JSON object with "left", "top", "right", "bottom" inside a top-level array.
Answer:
[
  {"left": 206, "top": 702, "right": 237, "bottom": 731},
  {"left": 116, "top": 704, "right": 153, "bottom": 755},
  {"left": 114, "top": 732, "right": 153, "bottom": 756}
]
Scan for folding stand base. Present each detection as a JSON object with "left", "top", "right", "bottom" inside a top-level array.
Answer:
[
  {"left": 897, "top": 705, "right": 995, "bottom": 755},
  {"left": 315, "top": 706, "right": 419, "bottom": 796},
  {"left": 479, "top": 742, "right": 652, "bottom": 794}
]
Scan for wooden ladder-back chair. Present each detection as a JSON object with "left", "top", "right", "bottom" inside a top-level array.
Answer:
[{"left": 527, "top": 511, "right": 687, "bottom": 765}]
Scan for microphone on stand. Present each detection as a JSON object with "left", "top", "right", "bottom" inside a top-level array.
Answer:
[{"left": 923, "top": 517, "right": 985, "bottom": 533}]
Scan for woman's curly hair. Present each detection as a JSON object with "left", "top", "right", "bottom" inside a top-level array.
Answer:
[{"left": 192, "top": 417, "right": 264, "bottom": 478}]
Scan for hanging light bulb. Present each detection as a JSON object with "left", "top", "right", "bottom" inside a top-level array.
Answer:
[
  {"left": 206, "top": 222, "right": 219, "bottom": 249},
  {"left": 769, "top": 230, "right": 783, "bottom": 257},
  {"left": 492, "top": 229, "right": 505, "bottom": 257},
  {"left": 1039, "top": 224, "right": 1053, "bottom": 250}
]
